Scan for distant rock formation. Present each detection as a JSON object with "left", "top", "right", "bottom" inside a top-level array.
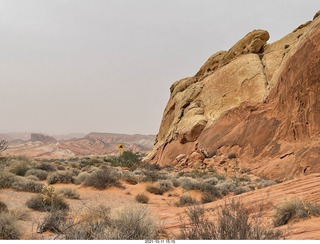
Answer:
[
  {"left": 30, "top": 133, "right": 57, "bottom": 144},
  {"left": 146, "top": 12, "right": 320, "bottom": 180}
]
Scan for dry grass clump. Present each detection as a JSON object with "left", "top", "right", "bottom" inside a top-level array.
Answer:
[
  {"left": 178, "top": 201, "right": 282, "bottom": 240},
  {"left": 0, "top": 212, "right": 20, "bottom": 240},
  {"left": 273, "top": 197, "right": 320, "bottom": 227},
  {"left": 255, "top": 178, "right": 277, "bottom": 189},
  {"left": 64, "top": 205, "right": 158, "bottom": 240},
  {"left": 25, "top": 168, "right": 48, "bottom": 180},
  {"left": 9, "top": 207, "right": 30, "bottom": 221},
  {"left": 56, "top": 186, "right": 80, "bottom": 199},
  {"left": 135, "top": 193, "right": 149, "bottom": 203},
  {"left": 37, "top": 210, "right": 68, "bottom": 234}
]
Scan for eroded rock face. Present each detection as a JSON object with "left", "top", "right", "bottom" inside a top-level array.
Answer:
[{"left": 147, "top": 13, "right": 320, "bottom": 180}]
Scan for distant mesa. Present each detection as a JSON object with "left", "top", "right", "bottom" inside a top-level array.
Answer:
[{"left": 30, "top": 133, "right": 57, "bottom": 144}]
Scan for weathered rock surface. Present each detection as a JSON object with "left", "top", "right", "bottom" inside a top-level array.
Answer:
[{"left": 147, "top": 13, "right": 320, "bottom": 180}]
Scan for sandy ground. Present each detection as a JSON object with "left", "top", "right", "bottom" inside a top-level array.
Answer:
[{"left": 1, "top": 173, "right": 320, "bottom": 240}]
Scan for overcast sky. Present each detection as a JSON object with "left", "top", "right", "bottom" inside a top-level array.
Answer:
[{"left": 0, "top": 0, "right": 319, "bottom": 135}]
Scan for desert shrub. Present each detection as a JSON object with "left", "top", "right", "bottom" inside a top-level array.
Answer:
[
  {"left": 0, "top": 201, "right": 8, "bottom": 213},
  {"left": 0, "top": 172, "right": 43, "bottom": 192},
  {"left": 64, "top": 205, "right": 158, "bottom": 240},
  {"left": 107, "top": 205, "right": 158, "bottom": 239},
  {"left": 0, "top": 212, "right": 20, "bottom": 240},
  {"left": 74, "top": 172, "right": 90, "bottom": 185},
  {"left": 177, "top": 177, "right": 221, "bottom": 198},
  {"left": 9, "top": 207, "right": 30, "bottom": 221},
  {"left": 83, "top": 166, "right": 121, "bottom": 189},
  {"left": 234, "top": 186, "right": 250, "bottom": 195},
  {"left": 143, "top": 163, "right": 162, "bottom": 171},
  {"left": 273, "top": 198, "right": 320, "bottom": 227},
  {"left": 56, "top": 187, "right": 80, "bottom": 199},
  {"left": 178, "top": 201, "right": 282, "bottom": 240},
  {"left": 9, "top": 160, "right": 31, "bottom": 176},
  {"left": 183, "top": 169, "right": 215, "bottom": 179},
  {"left": 11, "top": 176, "right": 44, "bottom": 193},
  {"left": 177, "top": 177, "right": 199, "bottom": 190},
  {"left": 35, "top": 162, "right": 56, "bottom": 172},
  {"left": 80, "top": 158, "right": 104, "bottom": 167},
  {"left": 26, "top": 186, "right": 69, "bottom": 212},
  {"left": 228, "top": 153, "right": 237, "bottom": 159},
  {"left": 25, "top": 168, "right": 48, "bottom": 180},
  {"left": 26, "top": 175, "right": 39, "bottom": 181},
  {"left": 216, "top": 180, "right": 235, "bottom": 196},
  {"left": 141, "top": 169, "right": 168, "bottom": 182},
  {"left": 305, "top": 201, "right": 320, "bottom": 216},
  {"left": 47, "top": 170, "right": 77, "bottom": 184},
  {"left": 175, "top": 194, "right": 197, "bottom": 207},
  {"left": 201, "top": 192, "right": 216, "bottom": 204},
  {"left": 64, "top": 205, "right": 111, "bottom": 240},
  {"left": 57, "top": 164, "right": 66, "bottom": 170},
  {"left": 0, "top": 171, "right": 16, "bottom": 188},
  {"left": 204, "top": 177, "right": 219, "bottom": 186},
  {"left": 146, "top": 180, "right": 173, "bottom": 195},
  {"left": 37, "top": 210, "right": 67, "bottom": 234},
  {"left": 206, "top": 151, "right": 216, "bottom": 158},
  {"left": 135, "top": 193, "right": 149, "bottom": 204},
  {"left": 256, "top": 179, "right": 277, "bottom": 189},
  {"left": 240, "top": 168, "right": 251, "bottom": 174},
  {"left": 109, "top": 151, "right": 142, "bottom": 168}
]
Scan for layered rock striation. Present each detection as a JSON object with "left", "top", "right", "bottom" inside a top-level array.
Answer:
[{"left": 146, "top": 12, "right": 320, "bottom": 180}]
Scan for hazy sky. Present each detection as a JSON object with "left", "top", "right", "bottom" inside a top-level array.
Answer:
[{"left": 1, "top": 0, "right": 319, "bottom": 135}]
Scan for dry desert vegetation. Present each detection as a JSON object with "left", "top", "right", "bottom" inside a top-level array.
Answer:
[{"left": 1, "top": 145, "right": 320, "bottom": 240}]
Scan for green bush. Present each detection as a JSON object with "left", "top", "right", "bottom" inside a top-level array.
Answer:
[
  {"left": 109, "top": 151, "right": 141, "bottom": 168},
  {"left": 135, "top": 193, "right": 149, "bottom": 204}
]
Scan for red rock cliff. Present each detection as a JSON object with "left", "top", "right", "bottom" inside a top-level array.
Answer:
[{"left": 146, "top": 12, "right": 320, "bottom": 180}]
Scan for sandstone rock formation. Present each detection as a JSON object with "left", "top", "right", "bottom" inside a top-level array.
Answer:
[{"left": 146, "top": 12, "right": 320, "bottom": 180}]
